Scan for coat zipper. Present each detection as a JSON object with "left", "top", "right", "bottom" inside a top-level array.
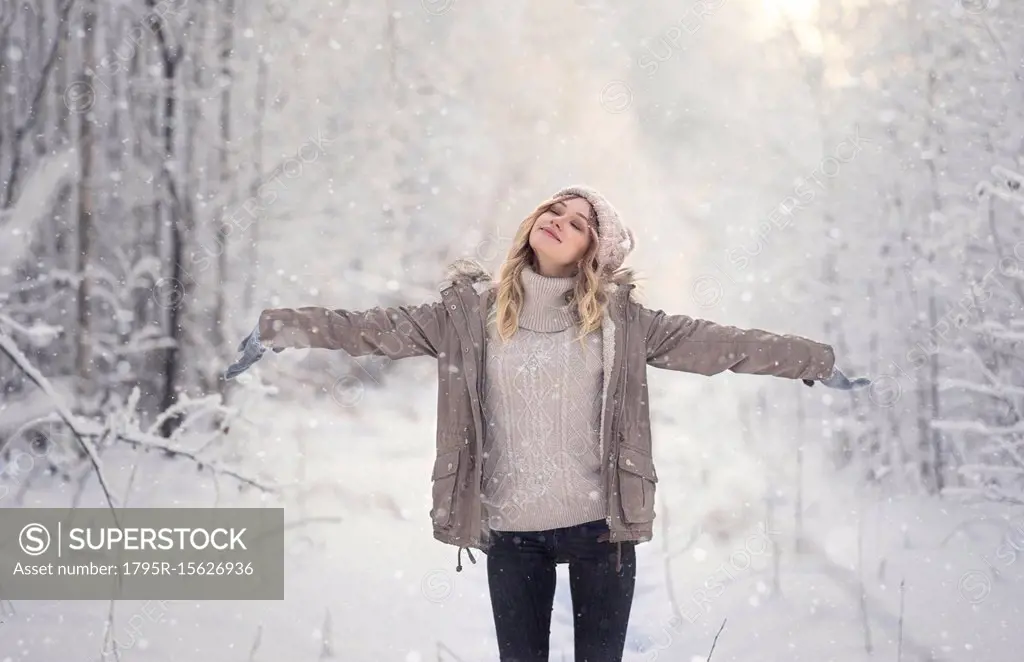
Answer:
[
  {"left": 452, "top": 286, "right": 485, "bottom": 550},
  {"left": 607, "top": 294, "right": 629, "bottom": 531},
  {"left": 476, "top": 296, "right": 488, "bottom": 548}
]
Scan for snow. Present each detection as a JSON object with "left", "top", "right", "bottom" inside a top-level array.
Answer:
[
  {"left": 1, "top": 370, "right": 1023, "bottom": 660},
  {"left": 1, "top": 0, "right": 1023, "bottom": 658},
  {"left": 0, "top": 149, "right": 78, "bottom": 291}
]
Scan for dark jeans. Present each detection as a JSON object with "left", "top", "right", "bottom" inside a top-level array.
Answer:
[{"left": 486, "top": 519, "right": 637, "bottom": 662}]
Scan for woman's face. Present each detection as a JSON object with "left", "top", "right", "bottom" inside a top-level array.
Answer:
[{"left": 528, "top": 196, "right": 595, "bottom": 277}]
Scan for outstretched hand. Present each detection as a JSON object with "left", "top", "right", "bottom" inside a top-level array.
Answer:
[
  {"left": 802, "top": 366, "right": 871, "bottom": 390},
  {"left": 224, "top": 324, "right": 280, "bottom": 380}
]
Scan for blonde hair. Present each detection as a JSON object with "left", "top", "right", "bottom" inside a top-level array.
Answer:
[{"left": 489, "top": 194, "right": 637, "bottom": 347}]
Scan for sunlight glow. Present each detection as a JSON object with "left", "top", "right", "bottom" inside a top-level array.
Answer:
[
  {"left": 755, "top": 0, "right": 822, "bottom": 53},
  {"left": 761, "top": 0, "right": 818, "bottom": 25}
]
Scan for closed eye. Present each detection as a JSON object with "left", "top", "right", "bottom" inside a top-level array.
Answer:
[{"left": 551, "top": 202, "right": 588, "bottom": 229}]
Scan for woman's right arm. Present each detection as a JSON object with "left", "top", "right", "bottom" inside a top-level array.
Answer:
[{"left": 258, "top": 302, "right": 447, "bottom": 360}]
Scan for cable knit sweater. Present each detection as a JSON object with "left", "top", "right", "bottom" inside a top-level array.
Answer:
[{"left": 480, "top": 265, "right": 606, "bottom": 532}]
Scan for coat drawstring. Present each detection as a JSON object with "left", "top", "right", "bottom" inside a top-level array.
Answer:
[
  {"left": 456, "top": 546, "right": 477, "bottom": 572},
  {"left": 615, "top": 542, "right": 622, "bottom": 573}
]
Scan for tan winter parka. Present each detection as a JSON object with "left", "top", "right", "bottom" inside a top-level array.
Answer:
[{"left": 257, "top": 259, "right": 835, "bottom": 570}]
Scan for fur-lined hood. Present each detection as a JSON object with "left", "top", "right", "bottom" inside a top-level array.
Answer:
[
  {"left": 441, "top": 258, "right": 495, "bottom": 293},
  {"left": 440, "top": 257, "right": 637, "bottom": 297}
]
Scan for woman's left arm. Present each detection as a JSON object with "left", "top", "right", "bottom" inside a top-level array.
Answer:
[{"left": 638, "top": 304, "right": 836, "bottom": 381}]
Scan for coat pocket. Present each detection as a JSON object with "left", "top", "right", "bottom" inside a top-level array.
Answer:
[
  {"left": 617, "top": 444, "right": 658, "bottom": 524},
  {"left": 430, "top": 448, "right": 462, "bottom": 528}
]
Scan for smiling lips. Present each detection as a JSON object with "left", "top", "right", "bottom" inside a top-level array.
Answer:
[{"left": 541, "top": 227, "right": 562, "bottom": 243}]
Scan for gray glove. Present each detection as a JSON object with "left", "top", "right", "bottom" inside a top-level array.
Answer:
[
  {"left": 802, "top": 366, "right": 871, "bottom": 390},
  {"left": 224, "top": 324, "right": 275, "bottom": 380}
]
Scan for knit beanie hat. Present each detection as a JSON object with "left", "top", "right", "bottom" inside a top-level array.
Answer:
[{"left": 552, "top": 185, "right": 636, "bottom": 275}]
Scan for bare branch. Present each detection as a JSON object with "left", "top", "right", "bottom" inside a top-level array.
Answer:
[
  {"left": 706, "top": 619, "right": 726, "bottom": 661},
  {"left": 0, "top": 329, "right": 120, "bottom": 522},
  {"left": 3, "top": 0, "right": 75, "bottom": 206},
  {"left": 0, "top": 331, "right": 274, "bottom": 497}
]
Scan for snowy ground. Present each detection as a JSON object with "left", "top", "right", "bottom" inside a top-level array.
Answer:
[{"left": 1, "top": 360, "right": 1022, "bottom": 661}]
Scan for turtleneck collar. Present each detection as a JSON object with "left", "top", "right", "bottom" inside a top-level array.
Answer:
[{"left": 517, "top": 265, "right": 577, "bottom": 332}]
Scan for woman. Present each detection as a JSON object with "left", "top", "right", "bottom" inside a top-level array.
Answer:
[{"left": 226, "top": 185, "right": 868, "bottom": 661}]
